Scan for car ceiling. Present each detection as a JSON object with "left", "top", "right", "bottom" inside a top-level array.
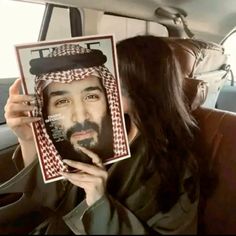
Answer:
[{"left": 19, "top": 0, "right": 236, "bottom": 43}]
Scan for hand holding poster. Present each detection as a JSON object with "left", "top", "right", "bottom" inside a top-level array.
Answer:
[{"left": 15, "top": 35, "right": 130, "bottom": 183}]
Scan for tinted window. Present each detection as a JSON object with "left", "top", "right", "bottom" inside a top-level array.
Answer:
[
  {"left": 0, "top": 0, "right": 45, "bottom": 124},
  {"left": 222, "top": 31, "right": 236, "bottom": 86}
]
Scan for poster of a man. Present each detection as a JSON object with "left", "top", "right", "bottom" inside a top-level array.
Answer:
[
  {"left": 42, "top": 73, "right": 114, "bottom": 164},
  {"left": 15, "top": 35, "right": 130, "bottom": 183}
]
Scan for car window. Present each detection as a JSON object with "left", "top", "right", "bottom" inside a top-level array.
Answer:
[
  {"left": 0, "top": 0, "right": 45, "bottom": 124},
  {"left": 222, "top": 31, "right": 236, "bottom": 86},
  {"left": 98, "top": 14, "right": 167, "bottom": 41},
  {"left": 82, "top": 9, "right": 168, "bottom": 42}
]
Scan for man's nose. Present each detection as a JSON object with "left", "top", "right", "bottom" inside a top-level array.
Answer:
[{"left": 71, "top": 104, "right": 88, "bottom": 123}]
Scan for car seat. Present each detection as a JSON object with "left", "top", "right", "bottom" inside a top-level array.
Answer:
[
  {"left": 163, "top": 37, "right": 236, "bottom": 234},
  {"left": 165, "top": 37, "right": 230, "bottom": 109}
]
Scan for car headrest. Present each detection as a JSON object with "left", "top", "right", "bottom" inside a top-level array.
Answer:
[
  {"left": 164, "top": 37, "right": 227, "bottom": 77},
  {"left": 161, "top": 37, "right": 229, "bottom": 110}
]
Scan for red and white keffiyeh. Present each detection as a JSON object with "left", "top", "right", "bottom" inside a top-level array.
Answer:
[{"left": 33, "top": 44, "right": 127, "bottom": 181}]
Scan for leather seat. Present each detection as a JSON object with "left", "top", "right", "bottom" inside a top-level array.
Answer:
[
  {"left": 193, "top": 107, "right": 236, "bottom": 234},
  {"left": 164, "top": 37, "right": 236, "bottom": 234}
]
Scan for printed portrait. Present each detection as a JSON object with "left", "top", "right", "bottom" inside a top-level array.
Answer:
[{"left": 15, "top": 35, "right": 130, "bottom": 183}]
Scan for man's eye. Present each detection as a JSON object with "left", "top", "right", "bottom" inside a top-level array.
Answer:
[
  {"left": 84, "top": 94, "right": 99, "bottom": 101},
  {"left": 55, "top": 99, "right": 70, "bottom": 106}
]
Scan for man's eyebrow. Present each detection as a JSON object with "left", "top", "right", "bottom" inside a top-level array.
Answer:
[
  {"left": 48, "top": 86, "right": 103, "bottom": 97},
  {"left": 83, "top": 86, "right": 103, "bottom": 92},
  {"left": 49, "top": 90, "right": 68, "bottom": 97}
]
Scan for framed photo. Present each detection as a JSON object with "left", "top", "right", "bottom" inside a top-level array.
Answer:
[{"left": 15, "top": 34, "right": 130, "bottom": 183}]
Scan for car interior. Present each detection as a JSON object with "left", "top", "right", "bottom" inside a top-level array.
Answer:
[
  {"left": 164, "top": 37, "right": 236, "bottom": 234},
  {"left": 0, "top": 0, "right": 236, "bottom": 234}
]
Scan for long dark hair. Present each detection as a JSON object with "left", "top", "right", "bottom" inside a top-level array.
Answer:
[{"left": 116, "top": 35, "right": 199, "bottom": 212}]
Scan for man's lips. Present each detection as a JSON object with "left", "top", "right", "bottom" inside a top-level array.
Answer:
[{"left": 70, "top": 129, "right": 95, "bottom": 141}]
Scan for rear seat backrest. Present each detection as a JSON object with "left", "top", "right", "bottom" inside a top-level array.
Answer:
[
  {"left": 193, "top": 107, "right": 236, "bottom": 234},
  {"left": 163, "top": 37, "right": 236, "bottom": 234}
]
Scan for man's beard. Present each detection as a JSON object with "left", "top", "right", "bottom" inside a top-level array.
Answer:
[
  {"left": 45, "top": 115, "right": 114, "bottom": 164},
  {"left": 66, "top": 120, "right": 99, "bottom": 150}
]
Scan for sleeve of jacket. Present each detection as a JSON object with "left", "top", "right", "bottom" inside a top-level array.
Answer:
[
  {"left": 0, "top": 145, "right": 65, "bottom": 220},
  {"left": 0, "top": 145, "right": 65, "bottom": 203},
  {"left": 63, "top": 188, "right": 198, "bottom": 235},
  {"left": 63, "top": 193, "right": 150, "bottom": 235},
  {"left": 0, "top": 146, "right": 45, "bottom": 233},
  {"left": 0, "top": 145, "right": 42, "bottom": 195}
]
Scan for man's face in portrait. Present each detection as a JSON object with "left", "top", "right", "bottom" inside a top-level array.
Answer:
[{"left": 43, "top": 75, "right": 114, "bottom": 162}]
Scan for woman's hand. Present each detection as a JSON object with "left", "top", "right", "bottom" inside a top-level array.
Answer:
[
  {"left": 60, "top": 146, "right": 108, "bottom": 207},
  {"left": 4, "top": 78, "right": 41, "bottom": 166},
  {"left": 4, "top": 78, "right": 41, "bottom": 142}
]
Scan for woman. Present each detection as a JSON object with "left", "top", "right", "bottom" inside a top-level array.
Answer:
[{"left": 1, "top": 35, "right": 199, "bottom": 234}]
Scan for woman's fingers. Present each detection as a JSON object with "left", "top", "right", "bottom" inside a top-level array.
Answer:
[
  {"left": 62, "top": 146, "right": 105, "bottom": 175},
  {"left": 5, "top": 102, "right": 36, "bottom": 114},
  {"left": 78, "top": 146, "right": 104, "bottom": 167},
  {"left": 60, "top": 171, "right": 107, "bottom": 193},
  {"left": 60, "top": 170, "right": 106, "bottom": 206},
  {"left": 60, "top": 148, "right": 108, "bottom": 206},
  {"left": 4, "top": 99, "right": 39, "bottom": 124},
  {"left": 63, "top": 159, "right": 106, "bottom": 177},
  {"left": 4, "top": 78, "right": 39, "bottom": 142},
  {"left": 8, "top": 78, "right": 37, "bottom": 108},
  {"left": 61, "top": 171, "right": 102, "bottom": 183},
  {"left": 5, "top": 78, "right": 38, "bottom": 119},
  {"left": 6, "top": 116, "right": 41, "bottom": 127},
  {"left": 8, "top": 94, "right": 36, "bottom": 104},
  {"left": 9, "top": 78, "right": 21, "bottom": 95}
]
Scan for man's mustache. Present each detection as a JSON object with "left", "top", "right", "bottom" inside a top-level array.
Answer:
[{"left": 66, "top": 120, "right": 99, "bottom": 140}]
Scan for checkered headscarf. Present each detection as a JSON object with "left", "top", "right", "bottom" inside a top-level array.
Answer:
[{"left": 32, "top": 44, "right": 127, "bottom": 182}]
